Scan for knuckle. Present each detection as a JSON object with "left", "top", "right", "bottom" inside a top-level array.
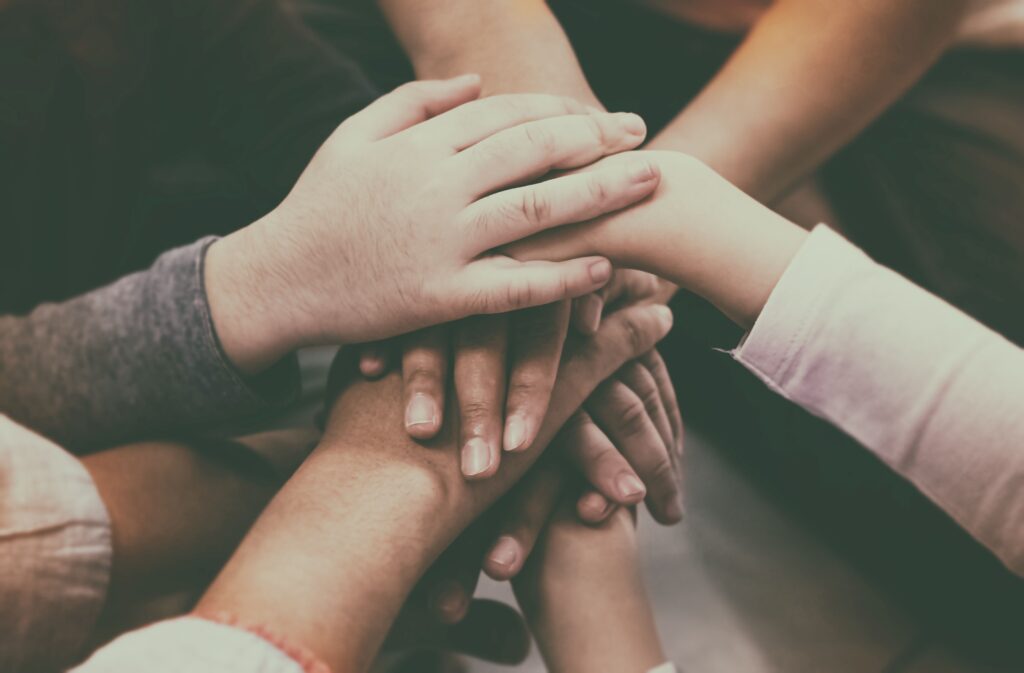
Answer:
[
  {"left": 507, "top": 282, "right": 531, "bottom": 311},
  {"left": 406, "top": 366, "right": 440, "bottom": 388},
  {"left": 620, "top": 314, "right": 648, "bottom": 354},
  {"left": 586, "top": 114, "right": 611, "bottom": 147},
  {"left": 646, "top": 456, "right": 678, "bottom": 489},
  {"left": 618, "top": 397, "right": 650, "bottom": 436},
  {"left": 638, "top": 385, "right": 663, "bottom": 414},
  {"left": 522, "top": 123, "right": 557, "bottom": 158},
  {"left": 508, "top": 372, "right": 553, "bottom": 401},
  {"left": 586, "top": 173, "right": 611, "bottom": 205},
  {"left": 459, "top": 399, "right": 495, "bottom": 423},
  {"left": 518, "top": 188, "right": 552, "bottom": 226}
]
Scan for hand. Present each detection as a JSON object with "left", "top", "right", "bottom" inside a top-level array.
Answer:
[
  {"left": 505, "top": 150, "right": 806, "bottom": 326},
  {"left": 361, "top": 270, "right": 683, "bottom": 515},
  {"left": 196, "top": 300, "right": 674, "bottom": 671},
  {"left": 205, "top": 76, "right": 663, "bottom": 373}
]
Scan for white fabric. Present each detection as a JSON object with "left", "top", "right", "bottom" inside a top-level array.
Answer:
[
  {"left": 73, "top": 617, "right": 305, "bottom": 673},
  {"left": 960, "top": 0, "right": 1024, "bottom": 47},
  {"left": 647, "top": 663, "right": 680, "bottom": 673},
  {"left": 734, "top": 225, "right": 1024, "bottom": 577},
  {"left": 0, "top": 416, "right": 112, "bottom": 673}
]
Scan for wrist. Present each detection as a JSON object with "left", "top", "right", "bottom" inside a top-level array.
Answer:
[
  {"left": 198, "top": 442, "right": 451, "bottom": 672},
  {"left": 204, "top": 215, "right": 301, "bottom": 376}
]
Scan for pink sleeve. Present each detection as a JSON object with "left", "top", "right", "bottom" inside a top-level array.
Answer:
[{"left": 734, "top": 225, "right": 1024, "bottom": 576}]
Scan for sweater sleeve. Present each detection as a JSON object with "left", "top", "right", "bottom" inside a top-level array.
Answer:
[
  {"left": 0, "top": 238, "right": 300, "bottom": 450},
  {"left": 733, "top": 225, "right": 1024, "bottom": 576}
]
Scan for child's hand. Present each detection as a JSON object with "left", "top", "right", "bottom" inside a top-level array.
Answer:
[
  {"left": 506, "top": 150, "right": 806, "bottom": 326},
  {"left": 509, "top": 471, "right": 667, "bottom": 673},
  {"left": 206, "top": 76, "right": 661, "bottom": 373}
]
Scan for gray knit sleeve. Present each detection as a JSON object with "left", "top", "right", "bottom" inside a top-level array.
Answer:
[{"left": 0, "top": 237, "right": 300, "bottom": 450}]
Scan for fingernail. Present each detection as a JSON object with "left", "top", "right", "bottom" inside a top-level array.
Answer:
[
  {"left": 504, "top": 417, "right": 529, "bottom": 452},
  {"left": 405, "top": 393, "right": 438, "bottom": 429},
  {"left": 616, "top": 473, "right": 646, "bottom": 501},
  {"left": 616, "top": 112, "right": 646, "bottom": 136},
  {"left": 461, "top": 437, "right": 492, "bottom": 477},
  {"left": 432, "top": 581, "right": 469, "bottom": 622},
  {"left": 488, "top": 536, "right": 520, "bottom": 572},
  {"left": 664, "top": 494, "right": 685, "bottom": 522},
  {"left": 589, "top": 259, "right": 612, "bottom": 284},
  {"left": 628, "top": 160, "right": 658, "bottom": 183},
  {"left": 653, "top": 305, "right": 673, "bottom": 330},
  {"left": 576, "top": 294, "right": 603, "bottom": 334}
]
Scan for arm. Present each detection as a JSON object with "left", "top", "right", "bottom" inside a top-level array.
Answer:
[
  {"left": 0, "top": 240, "right": 301, "bottom": 450},
  {"left": 514, "top": 151, "right": 1024, "bottom": 576},
  {"left": 192, "top": 302, "right": 672, "bottom": 672},
  {"left": 0, "top": 419, "right": 311, "bottom": 672},
  {"left": 513, "top": 500, "right": 667, "bottom": 673},
  {"left": 377, "top": 0, "right": 600, "bottom": 105},
  {"left": 380, "top": 0, "right": 966, "bottom": 203},
  {"left": 647, "top": 0, "right": 968, "bottom": 201},
  {"left": 2, "top": 80, "right": 656, "bottom": 447}
]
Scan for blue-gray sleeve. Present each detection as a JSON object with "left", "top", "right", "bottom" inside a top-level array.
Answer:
[{"left": 0, "top": 237, "right": 300, "bottom": 450}]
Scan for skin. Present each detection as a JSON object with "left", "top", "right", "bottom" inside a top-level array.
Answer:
[
  {"left": 369, "top": 0, "right": 966, "bottom": 507},
  {"left": 80, "top": 430, "right": 531, "bottom": 663},
  {"left": 512, "top": 495, "right": 667, "bottom": 673},
  {"left": 380, "top": 0, "right": 967, "bottom": 203},
  {"left": 195, "top": 301, "right": 675, "bottom": 672},
  {"left": 203, "top": 75, "right": 663, "bottom": 374},
  {"left": 508, "top": 151, "right": 810, "bottom": 329}
]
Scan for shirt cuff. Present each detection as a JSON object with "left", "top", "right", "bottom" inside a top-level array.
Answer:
[{"left": 732, "top": 224, "right": 871, "bottom": 397}]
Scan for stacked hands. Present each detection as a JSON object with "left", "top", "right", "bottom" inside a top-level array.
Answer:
[{"left": 202, "top": 74, "right": 784, "bottom": 668}]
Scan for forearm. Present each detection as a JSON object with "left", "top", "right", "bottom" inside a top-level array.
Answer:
[
  {"left": 197, "top": 305, "right": 673, "bottom": 671},
  {"left": 378, "top": 0, "right": 599, "bottom": 103},
  {"left": 515, "top": 507, "right": 665, "bottom": 673},
  {"left": 84, "top": 433, "right": 307, "bottom": 609},
  {"left": 649, "top": 0, "right": 967, "bottom": 202}
]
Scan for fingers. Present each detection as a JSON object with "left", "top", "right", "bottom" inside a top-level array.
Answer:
[
  {"left": 454, "top": 315, "right": 508, "bottom": 480},
  {"left": 408, "top": 93, "right": 586, "bottom": 151},
  {"left": 559, "top": 304, "right": 674, "bottom": 390},
  {"left": 453, "top": 112, "right": 648, "bottom": 199},
  {"left": 577, "top": 489, "right": 617, "bottom": 524},
  {"left": 339, "top": 75, "right": 482, "bottom": 142},
  {"left": 562, "top": 410, "right": 647, "bottom": 507},
  {"left": 483, "top": 459, "right": 563, "bottom": 581},
  {"left": 503, "top": 302, "right": 571, "bottom": 452},
  {"left": 359, "top": 342, "right": 391, "bottom": 378},
  {"left": 640, "top": 350, "right": 684, "bottom": 462},
  {"left": 462, "top": 255, "right": 611, "bottom": 315},
  {"left": 535, "top": 304, "right": 674, "bottom": 463},
  {"left": 616, "top": 360, "right": 674, "bottom": 454},
  {"left": 461, "top": 155, "right": 660, "bottom": 251},
  {"left": 586, "top": 375, "right": 683, "bottom": 525},
  {"left": 401, "top": 327, "right": 448, "bottom": 440},
  {"left": 572, "top": 270, "right": 662, "bottom": 335}
]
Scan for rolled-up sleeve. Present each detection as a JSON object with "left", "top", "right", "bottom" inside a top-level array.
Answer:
[
  {"left": 0, "top": 417, "right": 112, "bottom": 672},
  {"left": 0, "top": 238, "right": 300, "bottom": 450},
  {"left": 734, "top": 225, "right": 1024, "bottom": 576}
]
